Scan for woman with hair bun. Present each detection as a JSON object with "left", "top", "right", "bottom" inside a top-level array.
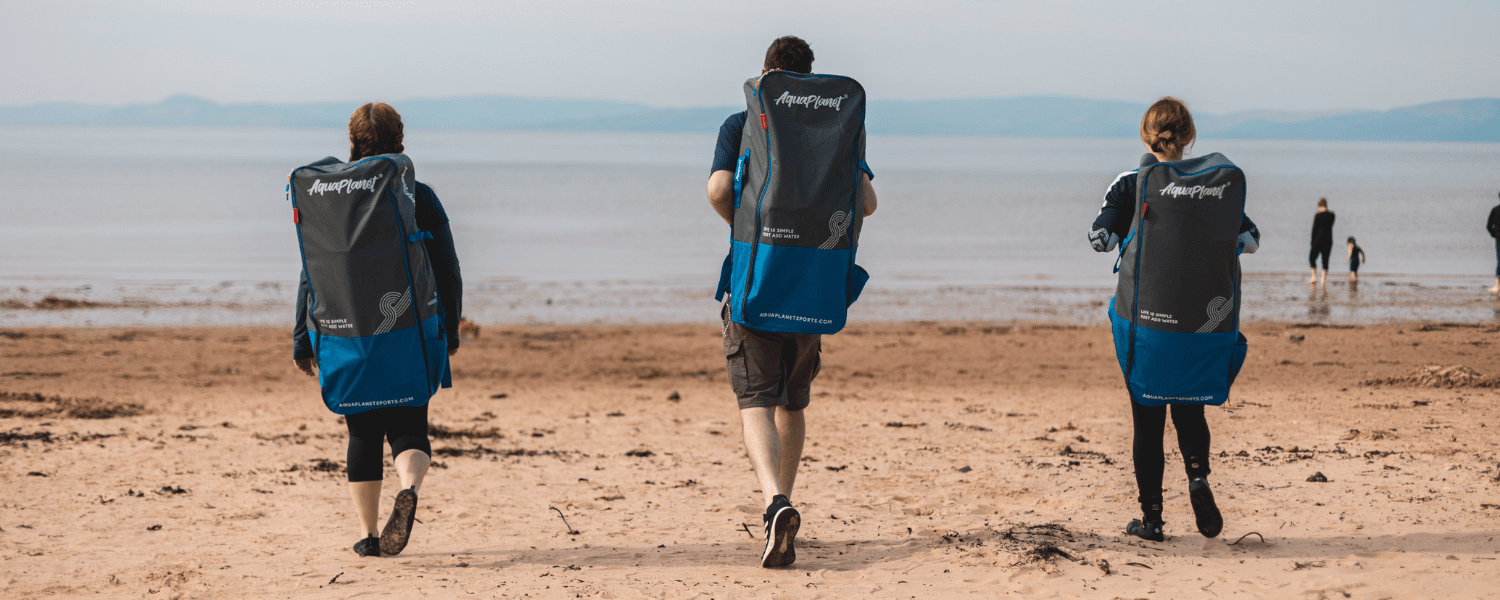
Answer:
[
  {"left": 1087, "top": 97, "right": 1261, "bottom": 542},
  {"left": 291, "top": 102, "right": 464, "bottom": 558}
]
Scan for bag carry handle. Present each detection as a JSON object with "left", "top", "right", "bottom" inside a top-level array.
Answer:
[{"left": 733, "top": 149, "right": 750, "bottom": 208}]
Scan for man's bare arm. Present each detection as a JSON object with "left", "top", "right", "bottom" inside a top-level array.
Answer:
[
  {"left": 860, "top": 172, "right": 878, "bottom": 216},
  {"left": 707, "top": 170, "right": 734, "bottom": 224}
]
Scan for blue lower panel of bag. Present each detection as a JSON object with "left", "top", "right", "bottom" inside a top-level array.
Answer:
[
  {"left": 316, "top": 320, "right": 435, "bottom": 415},
  {"left": 1110, "top": 298, "right": 1241, "bottom": 407},
  {"left": 737, "top": 242, "right": 852, "bottom": 335}
]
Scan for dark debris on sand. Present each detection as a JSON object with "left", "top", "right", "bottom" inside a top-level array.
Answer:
[
  {"left": 1363, "top": 365, "right": 1500, "bottom": 389},
  {"left": 0, "top": 391, "right": 144, "bottom": 419},
  {"left": 433, "top": 445, "right": 584, "bottom": 460},
  {"left": 924, "top": 522, "right": 1101, "bottom": 571},
  {"left": 428, "top": 423, "right": 506, "bottom": 440},
  {"left": 0, "top": 430, "right": 116, "bottom": 446},
  {"left": 284, "top": 458, "right": 344, "bottom": 474}
]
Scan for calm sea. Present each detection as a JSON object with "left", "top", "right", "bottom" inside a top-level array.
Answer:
[{"left": 3, "top": 125, "right": 1499, "bottom": 326}]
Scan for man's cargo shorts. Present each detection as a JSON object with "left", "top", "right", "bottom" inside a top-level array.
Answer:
[{"left": 721, "top": 303, "right": 822, "bottom": 411}]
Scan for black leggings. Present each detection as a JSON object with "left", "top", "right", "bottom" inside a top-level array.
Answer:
[
  {"left": 1131, "top": 401, "right": 1211, "bottom": 510},
  {"left": 344, "top": 405, "right": 432, "bottom": 482},
  {"left": 1309, "top": 242, "right": 1332, "bottom": 270}
]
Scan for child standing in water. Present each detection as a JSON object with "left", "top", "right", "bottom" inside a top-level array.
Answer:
[
  {"left": 1088, "top": 97, "right": 1260, "bottom": 542},
  {"left": 1347, "top": 236, "right": 1366, "bottom": 282}
]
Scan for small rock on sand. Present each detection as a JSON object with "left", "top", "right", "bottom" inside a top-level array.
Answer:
[{"left": 1307, "top": 472, "right": 1329, "bottom": 482}]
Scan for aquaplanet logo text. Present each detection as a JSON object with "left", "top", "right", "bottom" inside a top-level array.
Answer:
[
  {"left": 307, "top": 176, "right": 379, "bottom": 196},
  {"left": 1158, "top": 182, "right": 1230, "bottom": 199},
  {"left": 773, "top": 91, "right": 848, "bottom": 111}
]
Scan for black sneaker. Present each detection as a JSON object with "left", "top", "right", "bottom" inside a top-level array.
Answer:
[
  {"left": 1188, "top": 477, "right": 1223, "bottom": 538},
  {"left": 761, "top": 495, "right": 800, "bottom": 568},
  {"left": 380, "top": 487, "right": 418, "bottom": 556},
  {"left": 352, "top": 535, "right": 380, "bottom": 557},
  {"left": 1125, "top": 519, "right": 1164, "bottom": 542}
]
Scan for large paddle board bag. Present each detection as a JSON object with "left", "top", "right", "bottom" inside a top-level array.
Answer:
[
  {"left": 1110, "top": 153, "right": 1249, "bottom": 406},
  {"left": 288, "top": 154, "right": 450, "bottom": 415},
  {"left": 715, "top": 70, "right": 872, "bottom": 334}
]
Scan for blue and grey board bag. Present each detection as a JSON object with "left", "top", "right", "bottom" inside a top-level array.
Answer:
[
  {"left": 1110, "top": 153, "right": 1249, "bottom": 407},
  {"left": 288, "top": 154, "right": 450, "bottom": 415},
  {"left": 715, "top": 70, "right": 872, "bottom": 334}
]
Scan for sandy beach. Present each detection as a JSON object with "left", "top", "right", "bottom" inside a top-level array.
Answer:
[{"left": 3, "top": 320, "right": 1499, "bottom": 599}]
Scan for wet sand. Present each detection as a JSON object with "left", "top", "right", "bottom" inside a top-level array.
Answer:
[
  {"left": 7, "top": 272, "right": 1500, "bottom": 329},
  {"left": 2, "top": 321, "right": 1498, "bottom": 598}
]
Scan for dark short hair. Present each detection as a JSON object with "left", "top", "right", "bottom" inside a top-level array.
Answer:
[
  {"left": 764, "top": 36, "right": 814, "bottom": 73},
  {"left": 349, "top": 102, "right": 404, "bottom": 162}
]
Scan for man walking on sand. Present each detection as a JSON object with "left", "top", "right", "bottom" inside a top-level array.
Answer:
[{"left": 706, "top": 35, "right": 877, "bottom": 568}]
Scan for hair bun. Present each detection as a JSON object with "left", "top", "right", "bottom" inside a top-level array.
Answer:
[{"left": 1156, "top": 130, "right": 1173, "bottom": 140}]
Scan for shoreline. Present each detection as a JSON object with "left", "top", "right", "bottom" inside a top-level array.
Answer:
[{"left": 4, "top": 272, "right": 1500, "bottom": 329}]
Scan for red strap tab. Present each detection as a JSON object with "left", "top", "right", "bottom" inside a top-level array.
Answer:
[
  {"left": 293, "top": 208, "right": 300, "bottom": 224},
  {"left": 1142, "top": 202, "right": 1149, "bottom": 218},
  {"left": 759, "top": 114, "right": 767, "bottom": 129}
]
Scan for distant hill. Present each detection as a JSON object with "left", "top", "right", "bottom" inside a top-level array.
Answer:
[{"left": 2, "top": 94, "right": 1497, "bottom": 142}]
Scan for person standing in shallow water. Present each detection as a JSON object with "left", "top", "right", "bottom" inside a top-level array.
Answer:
[
  {"left": 292, "top": 102, "right": 463, "bottom": 558},
  {"left": 1087, "top": 97, "right": 1260, "bottom": 542},
  {"left": 705, "top": 36, "right": 877, "bottom": 568},
  {"left": 1486, "top": 192, "right": 1500, "bottom": 293},
  {"left": 1309, "top": 197, "right": 1335, "bottom": 287}
]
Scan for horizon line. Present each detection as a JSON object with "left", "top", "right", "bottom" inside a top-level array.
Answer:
[{"left": 3, "top": 92, "right": 1491, "bottom": 117}]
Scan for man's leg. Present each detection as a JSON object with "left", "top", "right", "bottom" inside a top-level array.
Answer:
[
  {"left": 740, "top": 406, "right": 785, "bottom": 508},
  {"left": 774, "top": 407, "right": 805, "bottom": 499},
  {"left": 737, "top": 405, "right": 806, "bottom": 508},
  {"left": 771, "top": 334, "right": 818, "bottom": 501}
]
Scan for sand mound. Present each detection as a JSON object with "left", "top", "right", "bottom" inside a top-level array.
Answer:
[{"left": 1362, "top": 364, "right": 1498, "bottom": 388}]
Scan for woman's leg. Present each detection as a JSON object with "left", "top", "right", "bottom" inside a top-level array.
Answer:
[
  {"left": 386, "top": 404, "right": 433, "bottom": 492},
  {"left": 1309, "top": 246, "right": 1320, "bottom": 284},
  {"left": 1318, "top": 245, "right": 1332, "bottom": 287},
  {"left": 1171, "top": 404, "right": 1223, "bottom": 537},
  {"left": 378, "top": 405, "right": 431, "bottom": 556},
  {"left": 1130, "top": 401, "right": 1168, "bottom": 523},
  {"left": 1491, "top": 239, "right": 1500, "bottom": 293},
  {"left": 1169, "top": 404, "right": 1211, "bottom": 479},
  {"left": 345, "top": 411, "right": 388, "bottom": 537}
]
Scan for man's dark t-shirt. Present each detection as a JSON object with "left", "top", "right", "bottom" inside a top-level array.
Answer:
[
  {"left": 711, "top": 112, "right": 750, "bottom": 174},
  {"left": 1311, "top": 211, "right": 1336, "bottom": 248},
  {"left": 1487, "top": 205, "right": 1500, "bottom": 238}
]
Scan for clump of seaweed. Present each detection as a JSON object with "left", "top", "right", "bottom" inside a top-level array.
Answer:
[
  {"left": 0, "top": 391, "right": 144, "bottom": 419},
  {"left": 1363, "top": 365, "right": 1498, "bottom": 388}
]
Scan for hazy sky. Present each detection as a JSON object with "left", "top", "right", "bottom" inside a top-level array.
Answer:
[{"left": 4, "top": 0, "right": 1498, "bottom": 113}]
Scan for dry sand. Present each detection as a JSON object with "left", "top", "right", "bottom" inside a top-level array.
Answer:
[{"left": 2, "top": 321, "right": 1498, "bottom": 599}]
